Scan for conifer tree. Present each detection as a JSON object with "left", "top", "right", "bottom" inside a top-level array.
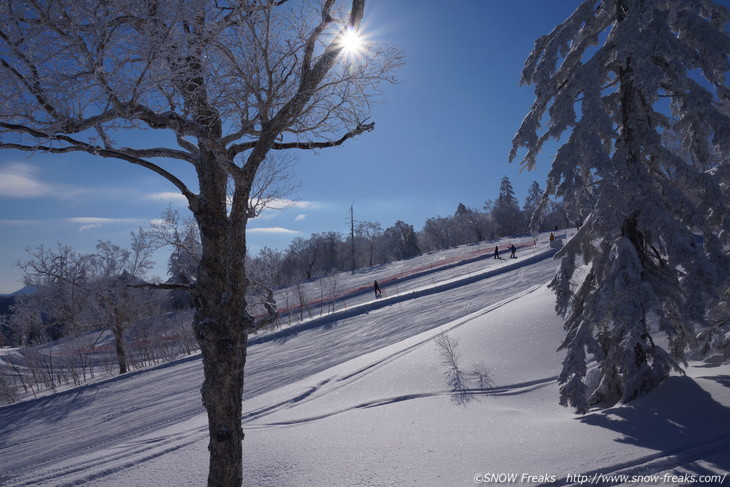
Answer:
[
  {"left": 492, "top": 176, "right": 525, "bottom": 236},
  {"left": 523, "top": 181, "right": 544, "bottom": 230},
  {"left": 511, "top": 0, "right": 730, "bottom": 412}
]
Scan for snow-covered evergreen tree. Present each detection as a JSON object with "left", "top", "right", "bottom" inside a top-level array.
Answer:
[
  {"left": 455, "top": 203, "right": 469, "bottom": 217},
  {"left": 492, "top": 176, "right": 526, "bottom": 236},
  {"left": 523, "top": 181, "right": 545, "bottom": 230},
  {"left": 510, "top": 0, "right": 730, "bottom": 413}
]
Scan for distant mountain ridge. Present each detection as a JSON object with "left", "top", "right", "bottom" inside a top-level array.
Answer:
[{"left": 0, "top": 285, "right": 36, "bottom": 297}]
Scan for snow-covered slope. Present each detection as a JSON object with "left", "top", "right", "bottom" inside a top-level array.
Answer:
[{"left": 1, "top": 234, "right": 729, "bottom": 487}]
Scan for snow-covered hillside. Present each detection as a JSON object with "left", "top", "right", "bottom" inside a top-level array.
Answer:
[{"left": 1, "top": 233, "right": 729, "bottom": 487}]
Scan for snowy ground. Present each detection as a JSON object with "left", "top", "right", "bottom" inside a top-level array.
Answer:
[{"left": 1, "top": 233, "right": 729, "bottom": 487}]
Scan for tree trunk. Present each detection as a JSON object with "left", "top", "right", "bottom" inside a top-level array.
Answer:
[
  {"left": 112, "top": 326, "right": 128, "bottom": 375},
  {"left": 181, "top": 3, "right": 369, "bottom": 481},
  {"left": 196, "top": 300, "right": 249, "bottom": 487},
  {"left": 192, "top": 150, "right": 251, "bottom": 487}
]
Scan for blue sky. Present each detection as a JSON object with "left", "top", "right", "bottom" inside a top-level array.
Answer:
[{"left": 1, "top": 0, "right": 726, "bottom": 293}]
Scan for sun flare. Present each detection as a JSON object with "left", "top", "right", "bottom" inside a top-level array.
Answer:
[{"left": 338, "top": 27, "right": 364, "bottom": 57}]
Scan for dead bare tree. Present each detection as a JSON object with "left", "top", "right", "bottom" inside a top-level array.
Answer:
[{"left": 0, "top": 1, "right": 401, "bottom": 485}]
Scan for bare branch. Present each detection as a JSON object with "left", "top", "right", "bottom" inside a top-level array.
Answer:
[
  {"left": 270, "top": 121, "right": 374, "bottom": 150},
  {"left": 228, "top": 121, "right": 374, "bottom": 156},
  {"left": 0, "top": 122, "right": 196, "bottom": 203}
]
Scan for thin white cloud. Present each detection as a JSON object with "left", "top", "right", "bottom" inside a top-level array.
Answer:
[
  {"left": 247, "top": 227, "right": 299, "bottom": 235},
  {"left": 260, "top": 198, "right": 321, "bottom": 211},
  {"left": 291, "top": 200, "right": 320, "bottom": 210},
  {"left": 65, "top": 217, "right": 142, "bottom": 232},
  {"left": 253, "top": 199, "right": 323, "bottom": 221},
  {"left": 79, "top": 223, "right": 102, "bottom": 232},
  {"left": 0, "top": 162, "right": 54, "bottom": 198},
  {"left": 295, "top": 214, "right": 308, "bottom": 221},
  {"left": 146, "top": 191, "right": 188, "bottom": 204},
  {"left": 0, "top": 162, "right": 91, "bottom": 199}
]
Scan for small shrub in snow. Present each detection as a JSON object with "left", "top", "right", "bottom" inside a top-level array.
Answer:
[
  {"left": 434, "top": 332, "right": 495, "bottom": 404},
  {"left": 434, "top": 332, "right": 469, "bottom": 394},
  {"left": 469, "top": 361, "right": 495, "bottom": 390},
  {"left": 0, "top": 373, "right": 17, "bottom": 404}
]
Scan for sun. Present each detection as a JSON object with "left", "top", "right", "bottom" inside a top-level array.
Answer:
[{"left": 338, "top": 26, "right": 365, "bottom": 58}]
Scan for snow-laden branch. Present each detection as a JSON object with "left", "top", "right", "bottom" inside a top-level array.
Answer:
[{"left": 128, "top": 281, "right": 196, "bottom": 291}]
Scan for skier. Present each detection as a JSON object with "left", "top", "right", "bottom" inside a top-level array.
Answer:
[
  {"left": 493, "top": 246, "right": 500, "bottom": 259},
  {"left": 373, "top": 280, "right": 382, "bottom": 299},
  {"left": 509, "top": 244, "right": 517, "bottom": 259}
]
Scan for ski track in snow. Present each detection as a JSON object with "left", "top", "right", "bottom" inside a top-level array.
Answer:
[
  {"left": 0, "top": 237, "right": 561, "bottom": 486},
  {"left": 242, "top": 284, "right": 553, "bottom": 430},
  {"left": 243, "top": 375, "right": 558, "bottom": 431}
]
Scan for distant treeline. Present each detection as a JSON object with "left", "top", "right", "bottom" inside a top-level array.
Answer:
[{"left": 247, "top": 177, "right": 572, "bottom": 290}]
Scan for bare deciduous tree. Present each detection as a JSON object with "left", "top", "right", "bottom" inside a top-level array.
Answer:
[
  {"left": 17, "top": 238, "right": 157, "bottom": 375},
  {"left": 356, "top": 220, "right": 384, "bottom": 267},
  {"left": 147, "top": 207, "right": 202, "bottom": 280},
  {"left": 0, "top": 1, "right": 401, "bottom": 484}
]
